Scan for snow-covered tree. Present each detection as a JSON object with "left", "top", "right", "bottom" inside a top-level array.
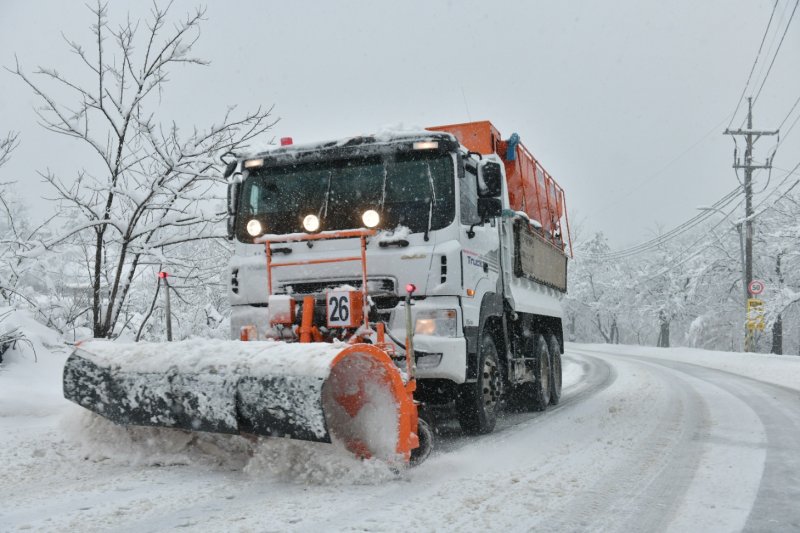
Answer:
[
  {"left": 567, "top": 232, "right": 629, "bottom": 344},
  {"left": 754, "top": 186, "right": 800, "bottom": 354},
  {"left": 0, "top": 131, "right": 27, "bottom": 303},
  {"left": 11, "top": 2, "right": 275, "bottom": 338},
  {"left": 567, "top": 180, "right": 800, "bottom": 355}
]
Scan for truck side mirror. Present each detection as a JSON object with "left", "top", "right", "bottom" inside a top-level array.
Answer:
[
  {"left": 227, "top": 216, "right": 236, "bottom": 240},
  {"left": 227, "top": 180, "right": 240, "bottom": 216},
  {"left": 223, "top": 161, "right": 237, "bottom": 179},
  {"left": 478, "top": 197, "right": 502, "bottom": 219},
  {"left": 227, "top": 180, "right": 241, "bottom": 240},
  {"left": 478, "top": 161, "right": 502, "bottom": 198}
]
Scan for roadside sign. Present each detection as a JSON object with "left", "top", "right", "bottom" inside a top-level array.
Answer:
[
  {"left": 746, "top": 298, "right": 765, "bottom": 331},
  {"left": 748, "top": 280, "right": 765, "bottom": 296}
]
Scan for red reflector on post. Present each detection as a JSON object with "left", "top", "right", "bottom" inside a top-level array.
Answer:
[
  {"left": 280, "top": 137, "right": 293, "bottom": 146},
  {"left": 240, "top": 325, "right": 257, "bottom": 341},
  {"left": 405, "top": 283, "right": 416, "bottom": 294},
  {"left": 158, "top": 271, "right": 168, "bottom": 279}
]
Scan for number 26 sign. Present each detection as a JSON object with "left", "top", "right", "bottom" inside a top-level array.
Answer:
[{"left": 326, "top": 290, "right": 364, "bottom": 328}]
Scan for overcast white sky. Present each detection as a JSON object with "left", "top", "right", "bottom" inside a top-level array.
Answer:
[{"left": 1, "top": 0, "right": 798, "bottom": 247}]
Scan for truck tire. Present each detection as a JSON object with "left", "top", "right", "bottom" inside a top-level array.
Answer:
[
  {"left": 531, "top": 334, "right": 551, "bottom": 411},
  {"left": 547, "top": 334, "right": 562, "bottom": 406},
  {"left": 456, "top": 332, "right": 502, "bottom": 435},
  {"left": 410, "top": 418, "right": 433, "bottom": 466}
]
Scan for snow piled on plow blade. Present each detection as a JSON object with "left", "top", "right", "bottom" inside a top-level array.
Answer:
[{"left": 63, "top": 339, "right": 409, "bottom": 463}]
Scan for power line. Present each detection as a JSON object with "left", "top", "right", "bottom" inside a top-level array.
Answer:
[
  {"left": 777, "top": 93, "right": 800, "bottom": 131},
  {"left": 581, "top": 160, "right": 799, "bottom": 265},
  {"left": 581, "top": 3, "right": 796, "bottom": 264},
  {"left": 750, "top": 0, "right": 794, "bottom": 99},
  {"left": 593, "top": 189, "right": 742, "bottom": 259},
  {"left": 766, "top": 93, "right": 800, "bottom": 166},
  {"left": 749, "top": 162, "right": 800, "bottom": 220},
  {"left": 643, "top": 162, "right": 800, "bottom": 283},
  {"left": 778, "top": 111, "right": 800, "bottom": 146},
  {"left": 643, "top": 196, "right": 746, "bottom": 282},
  {"left": 578, "top": 188, "right": 741, "bottom": 259},
  {"left": 752, "top": 0, "right": 800, "bottom": 106},
  {"left": 584, "top": 113, "right": 733, "bottom": 219},
  {"left": 577, "top": 186, "right": 742, "bottom": 260},
  {"left": 728, "top": 0, "right": 781, "bottom": 129}
]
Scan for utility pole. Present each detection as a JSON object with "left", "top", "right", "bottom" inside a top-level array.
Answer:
[{"left": 724, "top": 97, "right": 778, "bottom": 352}]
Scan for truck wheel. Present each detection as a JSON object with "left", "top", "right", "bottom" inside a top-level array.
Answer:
[
  {"left": 547, "top": 334, "right": 562, "bottom": 406},
  {"left": 410, "top": 418, "right": 433, "bottom": 466},
  {"left": 531, "top": 334, "right": 551, "bottom": 411},
  {"left": 456, "top": 332, "right": 502, "bottom": 435}
]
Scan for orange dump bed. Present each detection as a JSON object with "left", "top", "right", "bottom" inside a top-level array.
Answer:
[{"left": 427, "top": 121, "right": 572, "bottom": 256}]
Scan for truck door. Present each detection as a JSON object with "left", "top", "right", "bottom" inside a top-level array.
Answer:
[{"left": 460, "top": 158, "right": 501, "bottom": 328}]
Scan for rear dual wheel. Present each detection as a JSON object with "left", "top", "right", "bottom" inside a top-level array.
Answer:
[
  {"left": 531, "top": 334, "right": 551, "bottom": 411},
  {"left": 512, "top": 334, "right": 551, "bottom": 412},
  {"left": 453, "top": 330, "right": 563, "bottom": 432},
  {"left": 547, "top": 334, "right": 562, "bottom": 406}
]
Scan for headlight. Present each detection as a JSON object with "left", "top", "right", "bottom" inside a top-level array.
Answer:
[
  {"left": 246, "top": 219, "right": 263, "bottom": 237},
  {"left": 303, "top": 214, "right": 320, "bottom": 232},
  {"left": 415, "top": 309, "right": 458, "bottom": 337},
  {"left": 362, "top": 209, "right": 380, "bottom": 228}
]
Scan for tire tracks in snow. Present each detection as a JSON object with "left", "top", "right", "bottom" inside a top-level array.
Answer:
[
  {"left": 273, "top": 351, "right": 621, "bottom": 532},
  {"left": 429, "top": 351, "right": 617, "bottom": 456},
  {"left": 568, "top": 346, "right": 782, "bottom": 532},
  {"left": 195, "top": 352, "right": 619, "bottom": 533},
  {"left": 543, "top": 347, "right": 713, "bottom": 532},
  {"left": 608, "top": 353, "right": 800, "bottom": 531}
]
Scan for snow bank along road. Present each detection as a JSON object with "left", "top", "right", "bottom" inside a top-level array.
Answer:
[{"left": 1, "top": 342, "right": 799, "bottom": 532}]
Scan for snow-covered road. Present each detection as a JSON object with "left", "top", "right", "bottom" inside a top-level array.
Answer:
[{"left": 2, "top": 343, "right": 799, "bottom": 532}]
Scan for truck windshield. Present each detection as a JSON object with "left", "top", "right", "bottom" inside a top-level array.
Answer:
[{"left": 240, "top": 152, "right": 454, "bottom": 236}]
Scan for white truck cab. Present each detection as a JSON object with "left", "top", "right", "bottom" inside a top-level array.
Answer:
[{"left": 226, "top": 125, "right": 569, "bottom": 434}]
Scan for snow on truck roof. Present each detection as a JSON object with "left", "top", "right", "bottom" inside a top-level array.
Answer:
[{"left": 244, "top": 129, "right": 458, "bottom": 162}]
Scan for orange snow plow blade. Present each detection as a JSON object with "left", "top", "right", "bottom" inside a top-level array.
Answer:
[
  {"left": 323, "top": 344, "right": 418, "bottom": 461},
  {"left": 63, "top": 340, "right": 419, "bottom": 463}
]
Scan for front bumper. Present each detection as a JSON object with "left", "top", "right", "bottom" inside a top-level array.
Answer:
[
  {"left": 410, "top": 334, "right": 467, "bottom": 384},
  {"left": 231, "top": 299, "right": 468, "bottom": 385},
  {"left": 388, "top": 296, "right": 467, "bottom": 384}
]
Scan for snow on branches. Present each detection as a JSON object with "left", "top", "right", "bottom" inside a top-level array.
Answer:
[
  {"left": 9, "top": 2, "right": 276, "bottom": 338},
  {"left": 567, "top": 183, "right": 800, "bottom": 354}
]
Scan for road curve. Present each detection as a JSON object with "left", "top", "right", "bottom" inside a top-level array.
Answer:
[{"left": 568, "top": 345, "right": 800, "bottom": 532}]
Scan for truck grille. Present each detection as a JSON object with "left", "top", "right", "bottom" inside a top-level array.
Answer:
[{"left": 279, "top": 278, "right": 396, "bottom": 298}]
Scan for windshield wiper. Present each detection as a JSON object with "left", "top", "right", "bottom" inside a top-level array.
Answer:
[
  {"left": 379, "top": 160, "right": 388, "bottom": 209},
  {"left": 319, "top": 170, "right": 332, "bottom": 220},
  {"left": 424, "top": 165, "right": 436, "bottom": 242}
]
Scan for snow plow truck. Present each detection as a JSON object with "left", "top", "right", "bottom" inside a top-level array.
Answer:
[{"left": 63, "top": 120, "right": 571, "bottom": 466}]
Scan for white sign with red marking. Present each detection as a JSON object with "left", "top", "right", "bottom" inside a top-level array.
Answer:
[{"left": 748, "top": 280, "right": 765, "bottom": 295}]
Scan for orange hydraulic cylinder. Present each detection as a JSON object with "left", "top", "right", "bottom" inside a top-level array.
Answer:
[{"left": 298, "top": 296, "right": 316, "bottom": 343}]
